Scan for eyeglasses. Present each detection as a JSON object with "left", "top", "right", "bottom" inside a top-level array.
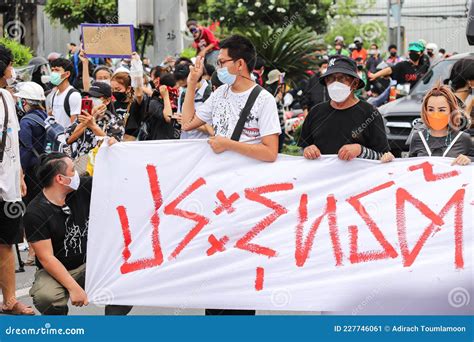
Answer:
[
  {"left": 216, "top": 59, "right": 234, "bottom": 68},
  {"left": 325, "top": 74, "right": 354, "bottom": 84}
]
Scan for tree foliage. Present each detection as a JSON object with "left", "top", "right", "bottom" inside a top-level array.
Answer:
[
  {"left": 44, "top": 0, "right": 118, "bottom": 32},
  {"left": 0, "top": 38, "right": 33, "bottom": 66},
  {"left": 239, "top": 24, "right": 323, "bottom": 84},
  {"left": 188, "top": 0, "right": 333, "bottom": 34}
]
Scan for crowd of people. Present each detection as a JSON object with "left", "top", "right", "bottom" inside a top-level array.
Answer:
[{"left": 0, "top": 21, "right": 473, "bottom": 316}]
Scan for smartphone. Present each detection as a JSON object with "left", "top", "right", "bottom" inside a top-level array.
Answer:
[{"left": 81, "top": 98, "right": 93, "bottom": 114}]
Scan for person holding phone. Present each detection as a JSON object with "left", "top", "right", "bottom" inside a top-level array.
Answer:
[{"left": 65, "top": 82, "right": 124, "bottom": 165}]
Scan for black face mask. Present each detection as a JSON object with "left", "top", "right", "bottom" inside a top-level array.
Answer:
[
  {"left": 355, "top": 43, "right": 362, "bottom": 50},
  {"left": 113, "top": 91, "right": 127, "bottom": 102},
  {"left": 409, "top": 52, "right": 420, "bottom": 62},
  {"left": 390, "top": 51, "right": 397, "bottom": 57},
  {"left": 427, "top": 51, "right": 434, "bottom": 57}
]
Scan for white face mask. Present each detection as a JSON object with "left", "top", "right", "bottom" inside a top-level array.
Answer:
[
  {"left": 91, "top": 97, "right": 103, "bottom": 108},
  {"left": 327, "top": 81, "right": 352, "bottom": 103},
  {"left": 62, "top": 170, "right": 80, "bottom": 190}
]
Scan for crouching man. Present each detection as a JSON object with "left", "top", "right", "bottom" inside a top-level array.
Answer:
[{"left": 24, "top": 147, "right": 130, "bottom": 315}]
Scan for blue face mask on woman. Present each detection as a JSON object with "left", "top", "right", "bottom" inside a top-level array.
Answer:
[{"left": 217, "top": 67, "right": 237, "bottom": 85}]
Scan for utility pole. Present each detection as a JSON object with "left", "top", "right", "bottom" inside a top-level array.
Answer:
[
  {"left": 154, "top": 0, "right": 188, "bottom": 64},
  {"left": 387, "top": 0, "right": 390, "bottom": 48},
  {"left": 396, "top": 0, "right": 401, "bottom": 55}
]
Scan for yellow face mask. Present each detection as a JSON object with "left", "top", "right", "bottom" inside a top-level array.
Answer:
[{"left": 427, "top": 112, "right": 449, "bottom": 130}]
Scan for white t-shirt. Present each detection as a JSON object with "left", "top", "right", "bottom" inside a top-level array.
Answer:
[
  {"left": 196, "top": 84, "right": 281, "bottom": 144},
  {"left": 52, "top": 85, "right": 82, "bottom": 129},
  {"left": 0, "top": 88, "right": 21, "bottom": 202},
  {"left": 180, "top": 80, "right": 210, "bottom": 140}
]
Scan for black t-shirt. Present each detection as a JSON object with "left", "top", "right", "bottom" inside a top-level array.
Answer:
[
  {"left": 298, "top": 100, "right": 390, "bottom": 154},
  {"left": 126, "top": 94, "right": 175, "bottom": 140},
  {"left": 391, "top": 61, "right": 428, "bottom": 87},
  {"left": 113, "top": 100, "right": 129, "bottom": 122},
  {"left": 24, "top": 177, "right": 93, "bottom": 270}
]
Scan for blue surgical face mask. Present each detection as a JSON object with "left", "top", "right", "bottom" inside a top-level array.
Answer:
[
  {"left": 217, "top": 67, "right": 237, "bottom": 85},
  {"left": 50, "top": 72, "right": 64, "bottom": 86}
]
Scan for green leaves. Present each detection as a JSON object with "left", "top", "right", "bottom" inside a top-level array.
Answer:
[
  {"left": 0, "top": 38, "right": 33, "bottom": 67},
  {"left": 44, "top": 0, "right": 118, "bottom": 32},
  {"left": 239, "top": 24, "right": 323, "bottom": 84}
]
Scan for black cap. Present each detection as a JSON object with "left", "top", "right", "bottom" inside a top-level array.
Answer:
[
  {"left": 319, "top": 56, "right": 365, "bottom": 89},
  {"left": 88, "top": 81, "right": 112, "bottom": 98}
]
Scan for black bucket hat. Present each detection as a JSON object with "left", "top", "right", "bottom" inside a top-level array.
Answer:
[{"left": 319, "top": 55, "right": 365, "bottom": 89}]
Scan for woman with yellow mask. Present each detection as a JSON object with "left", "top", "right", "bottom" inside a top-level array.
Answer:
[{"left": 381, "top": 83, "right": 472, "bottom": 165}]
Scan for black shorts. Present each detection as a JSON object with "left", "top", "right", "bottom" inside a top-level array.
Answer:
[{"left": 0, "top": 201, "right": 24, "bottom": 245}]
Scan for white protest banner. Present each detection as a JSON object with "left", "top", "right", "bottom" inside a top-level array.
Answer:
[{"left": 85, "top": 140, "right": 473, "bottom": 314}]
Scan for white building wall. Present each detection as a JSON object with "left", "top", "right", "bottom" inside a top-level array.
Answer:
[{"left": 355, "top": 0, "right": 473, "bottom": 54}]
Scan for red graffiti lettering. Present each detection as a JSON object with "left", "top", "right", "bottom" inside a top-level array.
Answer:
[
  {"left": 164, "top": 178, "right": 210, "bottom": 261},
  {"left": 295, "top": 194, "right": 342, "bottom": 267},
  {"left": 235, "top": 183, "right": 294, "bottom": 257}
]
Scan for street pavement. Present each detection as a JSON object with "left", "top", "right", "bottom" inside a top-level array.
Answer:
[{"left": 10, "top": 248, "right": 319, "bottom": 316}]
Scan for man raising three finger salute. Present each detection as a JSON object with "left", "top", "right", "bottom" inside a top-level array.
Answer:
[
  {"left": 181, "top": 35, "right": 281, "bottom": 316},
  {"left": 181, "top": 35, "right": 281, "bottom": 163},
  {"left": 298, "top": 56, "right": 389, "bottom": 161}
]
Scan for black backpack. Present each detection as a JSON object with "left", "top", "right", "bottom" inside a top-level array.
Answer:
[{"left": 51, "top": 88, "right": 80, "bottom": 117}]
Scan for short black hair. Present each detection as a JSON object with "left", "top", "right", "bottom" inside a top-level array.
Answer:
[
  {"left": 159, "top": 73, "right": 176, "bottom": 87},
  {"left": 151, "top": 66, "right": 164, "bottom": 79},
  {"left": 69, "top": 42, "right": 77, "bottom": 47},
  {"left": 439, "top": 48, "right": 446, "bottom": 54},
  {"left": 175, "top": 57, "right": 193, "bottom": 66},
  {"left": 219, "top": 34, "right": 257, "bottom": 72},
  {"left": 0, "top": 44, "right": 13, "bottom": 78},
  {"left": 50, "top": 58, "right": 75, "bottom": 81},
  {"left": 36, "top": 152, "right": 70, "bottom": 188},
  {"left": 449, "top": 57, "right": 474, "bottom": 90},
  {"left": 204, "top": 63, "right": 215, "bottom": 77},
  {"left": 174, "top": 63, "right": 190, "bottom": 82},
  {"left": 388, "top": 44, "right": 397, "bottom": 51},
  {"left": 254, "top": 57, "right": 265, "bottom": 70}
]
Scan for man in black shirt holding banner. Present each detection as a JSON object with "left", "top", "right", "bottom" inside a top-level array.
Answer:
[
  {"left": 298, "top": 56, "right": 389, "bottom": 160},
  {"left": 24, "top": 149, "right": 130, "bottom": 315}
]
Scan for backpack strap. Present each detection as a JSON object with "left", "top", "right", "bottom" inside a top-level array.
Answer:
[
  {"left": 418, "top": 130, "right": 432, "bottom": 157},
  {"left": 19, "top": 112, "right": 47, "bottom": 159},
  {"left": 231, "top": 85, "right": 263, "bottom": 141},
  {"left": 443, "top": 131, "right": 464, "bottom": 157},
  {"left": 0, "top": 92, "right": 9, "bottom": 163},
  {"left": 23, "top": 112, "right": 46, "bottom": 129},
  {"left": 64, "top": 88, "right": 80, "bottom": 117}
]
